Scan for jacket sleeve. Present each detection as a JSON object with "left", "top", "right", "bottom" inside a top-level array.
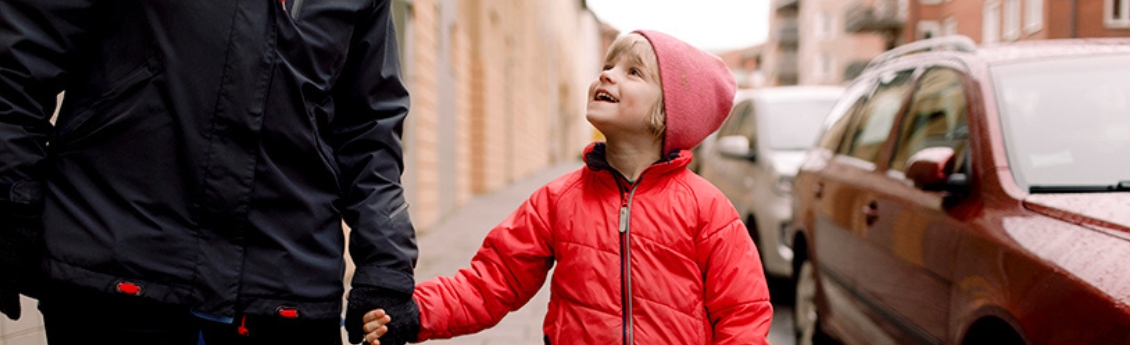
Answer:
[
  {"left": 695, "top": 199, "right": 773, "bottom": 345},
  {"left": 331, "top": 0, "right": 416, "bottom": 295},
  {"left": 0, "top": 0, "right": 99, "bottom": 206},
  {"left": 412, "top": 186, "right": 556, "bottom": 341}
]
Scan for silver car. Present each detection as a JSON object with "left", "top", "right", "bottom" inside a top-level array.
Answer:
[{"left": 696, "top": 86, "right": 844, "bottom": 278}]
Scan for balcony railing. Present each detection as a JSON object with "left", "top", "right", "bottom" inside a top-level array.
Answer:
[
  {"left": 778, "top": 20, "right": 799, "bottom": 46},
  {"left": 776, "top": 51, "right": 798, "bottom": 79},
  {"left": 845, "top": 0, "right": 904, "bottom": 33},
  {"left": 774, "top": 0, "right": 798, "bottom": 11}
]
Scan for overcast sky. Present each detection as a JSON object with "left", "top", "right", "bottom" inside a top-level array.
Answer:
[{"left": 586, "top": 0, "right": 771, "bottom": 52}]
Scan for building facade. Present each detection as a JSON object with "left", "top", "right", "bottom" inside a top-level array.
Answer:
[
  {"left": 799, "top": 0, "right": 888, "bottom": 85},
  {"left": 392, "top": 0, "right": 602, "bottom": 232},
  {"left": 756, "top": 0, "right": 889, "bottom": 87},
  {"left": 848, "top": 0, "right": 1130, "bottom": 47},
  {"left": 763, "top": 0, "right": 801, "bottom": 86}
]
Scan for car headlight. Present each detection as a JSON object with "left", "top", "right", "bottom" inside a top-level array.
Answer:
[{"left": 775, "top": 175, "right": 794, "bottom": 195}]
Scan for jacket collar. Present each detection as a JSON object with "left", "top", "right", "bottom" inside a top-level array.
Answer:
[{"left": 582, "top": 142, "right": 690, "bottom": 182}]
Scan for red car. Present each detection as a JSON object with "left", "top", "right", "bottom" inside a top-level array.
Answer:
[{"left": 790, "top": 36, "right": 1130, "bottom": 345}]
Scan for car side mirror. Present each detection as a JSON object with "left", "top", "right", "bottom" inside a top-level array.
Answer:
[
  {"left": 717, "top": 135, "right": 757, "bottom": 162},
  {"left": 906, "top": 147, "right": 965, "bottom": 193}
]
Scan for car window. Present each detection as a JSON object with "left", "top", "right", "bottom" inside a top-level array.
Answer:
[
  {"left": 718, "top": 101, "right": 751, "bottom": 137},
  {"left": 838, "top": 69, "right": 916, "bottom": 163},
  {"left": 993, "top": 53, "right": 1130, "bottom": 190},
  {"left": 889, "top": 67, "right": 970, "bottom": 173},
  {"left": 818, "top": 85, "right": 867, "bottom": 151},
  {"left": 762, "top": 98, "right": 838, "bottom": 151},
  {"left": 816, "top": 82, "right": 872, "bottom": 152}
]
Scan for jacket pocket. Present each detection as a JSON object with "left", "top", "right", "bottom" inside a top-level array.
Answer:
[{"left": 52, "top": 57, "right": 162, "bottom": 144}]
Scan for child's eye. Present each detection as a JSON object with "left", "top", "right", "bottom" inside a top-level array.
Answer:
[
  {"left": 602, "top": 65, "right": 613, "bottom": 71},
  {"left": 629, "top": 68, "right": 642, "bottom": 77}
]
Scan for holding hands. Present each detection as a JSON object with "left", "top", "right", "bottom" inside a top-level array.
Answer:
[
  {"left": 361, "top": 309, "right": 392, "bottom": 344},
  {"left": 344, "top": 286, "right": 421, "bottom": 345}
]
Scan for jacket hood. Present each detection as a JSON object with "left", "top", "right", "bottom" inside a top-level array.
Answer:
[{"left": 634, "top": 30, "right": 737, "bottom": 154}]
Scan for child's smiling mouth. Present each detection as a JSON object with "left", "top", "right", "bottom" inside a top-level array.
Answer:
[{"left": 594, "top": 89, "right": 619, "bottom": 103}]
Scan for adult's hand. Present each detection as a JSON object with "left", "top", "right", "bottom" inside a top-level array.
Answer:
[{"left": 345, "top": 286, "right": 419, "bottom": 345}]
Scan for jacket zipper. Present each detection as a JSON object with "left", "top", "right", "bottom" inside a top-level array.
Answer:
[{"left": 619, "top": 182, "right": 640, "bottom": 345}]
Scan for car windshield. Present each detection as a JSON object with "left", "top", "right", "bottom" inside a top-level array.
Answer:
[
  {"left": 992, "top": 53, "right": 1130, "bottom": 192},
  {"left": 763, "top": 99, "right": 838, "bottom": 151}
]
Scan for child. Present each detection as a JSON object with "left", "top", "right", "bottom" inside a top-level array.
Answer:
[{"left": 363, "top": 30, "right": 772, "bottom": 344}]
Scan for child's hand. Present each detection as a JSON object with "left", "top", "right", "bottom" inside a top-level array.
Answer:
[{"left": 361, "top": 308, "right": 392, "bottom": 344}]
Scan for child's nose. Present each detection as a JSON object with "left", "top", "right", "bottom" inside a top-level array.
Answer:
[{"left": 599, "top": 69, "right": 615, "bottom": 84}]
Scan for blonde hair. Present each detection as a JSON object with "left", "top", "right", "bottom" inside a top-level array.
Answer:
[{"left": 604, "top": 34, "right": 666, "bottom": 141}]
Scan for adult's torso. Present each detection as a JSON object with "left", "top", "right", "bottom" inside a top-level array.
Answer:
[{"left": 42, "top": 0, "right": 376, "bottom": 319}]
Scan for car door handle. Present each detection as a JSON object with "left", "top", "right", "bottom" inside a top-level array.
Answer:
[{"left": 862, "top": 201, "right": 878, "bottom": 226}]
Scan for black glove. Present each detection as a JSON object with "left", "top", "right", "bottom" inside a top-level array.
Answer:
[
  {"left": 0, "top": 203, "right": 46, "bottom": 321},
  {"left": 345, "top": 286, "right": 420, "bottom": 345}
]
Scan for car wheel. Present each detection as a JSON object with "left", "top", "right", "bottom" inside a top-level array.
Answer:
[{"left": 795, "top": 259, "right": 835, "bottom": 345}]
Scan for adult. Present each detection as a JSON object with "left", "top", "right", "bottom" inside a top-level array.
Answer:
[{"left": 0, "top": 1, "right": 418, "bottom": 344}]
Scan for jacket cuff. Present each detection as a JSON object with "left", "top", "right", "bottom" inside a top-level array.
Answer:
[{"left": 350, "top": 266, "right": 414, "bottom": 296}]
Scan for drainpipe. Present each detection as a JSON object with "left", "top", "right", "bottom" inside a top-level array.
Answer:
[{"left": 1070, "top": 0, "right": 1078, "bottom": 38}]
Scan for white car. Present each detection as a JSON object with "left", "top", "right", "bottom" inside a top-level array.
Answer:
[{"left": 695, "top": 86, "right": 843, "bottom": 279}]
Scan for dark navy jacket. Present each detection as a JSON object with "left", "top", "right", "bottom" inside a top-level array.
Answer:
[{"left": 0, "top": 0, "right": 416, "bottom": 319}]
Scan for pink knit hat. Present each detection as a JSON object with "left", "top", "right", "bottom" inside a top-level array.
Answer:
[{"left": 634, "top": 30, "right": 737, "bottom": 153}]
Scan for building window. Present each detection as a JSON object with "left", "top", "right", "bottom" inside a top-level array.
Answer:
[
  {"left": 1108, "top": 0, "right": 1130, "bottom": 28},
  {"left": 984, "top": 0, "right": 1001, "bottom": 44},
  {"left": 822, "top": 53, "right": 833, "bottom": 80},
  {"left": 813, "top": 52, "right": 830, "bottom": 80},
  {"left": 815, "top": 11, "right": 826, "bottom": 39},
  {"left": 1025, "top": 0, "right": 1043, "bottom": 33},
  {"left": 824, "top": 12, "right": 834, "bottom": 39},
  {"left": 1003, "top": 0, "right": 1020, "bottom": 41},
  {"left": 815, "top": 11, "right": 834, "bottom": 40},
  {"left": 944, "top": 17, "right": 959, "bottom": 36}
]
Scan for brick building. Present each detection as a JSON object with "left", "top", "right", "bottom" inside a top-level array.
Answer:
[
  {"left": 391, "top": 0, "right": 603, "bottom": 232},
  {"left": 846, "top": 0, "right": 1130, "bottom": 47},
  {"left": 762, "top": 0, "right": 801, "bottom": 86},
  {"left": 754, "top": 0, "right": 888, "bottom": 87},
  {"left": 799, "top": 0, "right": 888, "bottom": 85}
]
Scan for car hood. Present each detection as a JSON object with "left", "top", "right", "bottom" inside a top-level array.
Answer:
[{"left": 1023, "top": 193, "right": 1130, "bottom": 237}]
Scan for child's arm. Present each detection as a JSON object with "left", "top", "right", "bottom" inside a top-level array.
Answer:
[
  {"left": 696, "top": 214, "right": 774, "bottom": 344},
  {"left": 412, "top": 186, "right": 556, "bottom": 341}
]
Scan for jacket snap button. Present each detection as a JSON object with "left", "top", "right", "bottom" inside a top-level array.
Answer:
[
  {"left": 277, "top": 307, "right": 299, "bottom": 319},
  {"left": 116, "top": 282, "right": 143, "bottom": 295}
]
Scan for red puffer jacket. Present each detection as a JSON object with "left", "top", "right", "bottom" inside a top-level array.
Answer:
[{"left": 414, "top": 144, "right": 773, "bottom": 344}]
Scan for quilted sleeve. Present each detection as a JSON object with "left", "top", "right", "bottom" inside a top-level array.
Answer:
[
  {"left": 412, "top": 185, "right": 556, "bottom": 341},
  {"left": 695, "top": 198, "right": 773, "bottom": 345}
]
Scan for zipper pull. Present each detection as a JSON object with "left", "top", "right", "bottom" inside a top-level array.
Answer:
[{"left": 619, "top": 206, "right": 629, "bottom": 233}]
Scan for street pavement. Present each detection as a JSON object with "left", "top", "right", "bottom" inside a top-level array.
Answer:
[{"left": 413, "top": 160, "right": 796, "bottom": 345}]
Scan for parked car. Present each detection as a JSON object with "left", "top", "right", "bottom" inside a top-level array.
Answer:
[
  {"left": 696, "top": 86, "right": 843, "bottom": 279},
  {"left": 790, "top": 36, "right": 1130, "bottom": 345}
]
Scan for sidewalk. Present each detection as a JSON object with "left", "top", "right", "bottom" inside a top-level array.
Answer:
[{"left": 413, "top": 160, "right": 583, "bottom": 345}]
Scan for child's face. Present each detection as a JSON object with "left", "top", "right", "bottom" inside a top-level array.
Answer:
[{"left": 586, "top": 35, "right": 663, "bottom": 140}]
